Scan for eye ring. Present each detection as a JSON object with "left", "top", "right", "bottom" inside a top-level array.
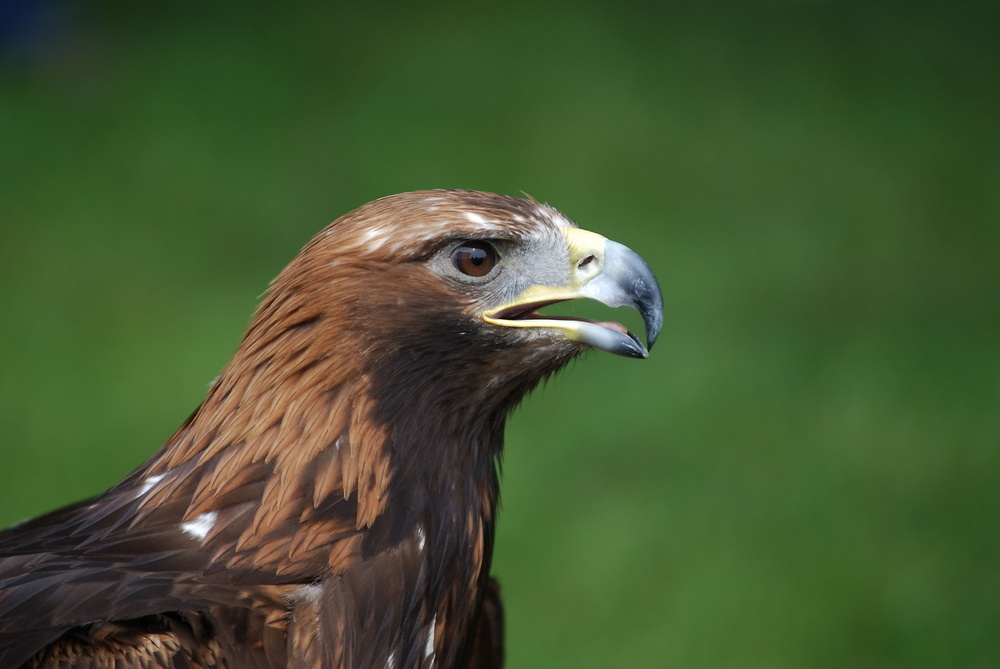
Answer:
[{"left": 450, "top": 241, "right": 499, "bottom": 277}]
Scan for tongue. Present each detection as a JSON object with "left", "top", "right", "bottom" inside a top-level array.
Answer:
[
  {"left": 531, "top": 312, "right": 629, "bottom": 335},
  {"left": 597, "top": 321, "right": 628, "bottom": 335}
]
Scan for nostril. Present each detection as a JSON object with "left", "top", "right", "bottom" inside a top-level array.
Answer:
[{"left": 578, "top": 255, "right": 596, "bottom": 270}]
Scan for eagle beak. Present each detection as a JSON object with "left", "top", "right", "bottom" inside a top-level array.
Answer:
[{"left": 483, "top": 228, "right": 664, "bottom": 358}]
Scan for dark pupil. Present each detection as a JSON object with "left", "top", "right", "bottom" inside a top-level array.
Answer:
[
  {"left": 452, "top": 242, "right": 497, "bottom": 277},
  {"left": 467, "top": 248, "right": 487, "bottom": 266}
]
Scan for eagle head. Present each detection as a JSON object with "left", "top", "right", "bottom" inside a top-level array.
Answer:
[{"left": 254, "top": 189, "right": 661, "bottom": 398}]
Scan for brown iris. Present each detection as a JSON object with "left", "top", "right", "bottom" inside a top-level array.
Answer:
[{"left": 451, "top": 241, "right": 498, "bottom": 277}]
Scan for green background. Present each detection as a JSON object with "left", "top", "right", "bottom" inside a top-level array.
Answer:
[{"left": 1, "top": 2, "right": 997, "bottom": 667}]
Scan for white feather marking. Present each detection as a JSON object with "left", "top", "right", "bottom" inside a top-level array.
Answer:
[
  {"left": 360, "top": 227, "right": 389, "bottom": 251},
  {"left": 137, "top": 474, "right": 165, "bottom": 497},
  {"left": 387, "top": 650, "right": 397, "bottom": 669},
  {"left": 286, "top": 583, "right": 323, "bottom": 627},
  {"left": 180, "top": 511, "right": 217, "bottom": 541},
  {"left": 424, "top": 614, "right": 437, "bottom": 661},
  {"left": 535, "top": 205, "right": 573, "bottom": 228},
  {"left": 416, "top": 525, "right": 426, "bottom": 551},
  {"left": 289, "top": 582, "right": 324, "bottom": 605},
  {"left": 463, "top": 211, "right": 486, "bottom": 225}
]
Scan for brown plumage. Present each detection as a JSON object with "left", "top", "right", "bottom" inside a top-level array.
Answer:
[{"left": 0, "top": 190, "right": 662, "bottom": 669}]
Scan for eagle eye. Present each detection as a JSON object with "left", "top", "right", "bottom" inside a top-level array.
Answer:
[{"left": 450, "top": 241, "right": 498, "bottom": 277}]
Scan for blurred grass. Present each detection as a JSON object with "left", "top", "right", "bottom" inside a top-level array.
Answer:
[{"left": 1, "top": 1, "right": 998, "bottom": 667}]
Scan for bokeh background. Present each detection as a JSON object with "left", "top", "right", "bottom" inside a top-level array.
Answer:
[{"left": 1, "top": 1, "right": 998, "bottom": 667}]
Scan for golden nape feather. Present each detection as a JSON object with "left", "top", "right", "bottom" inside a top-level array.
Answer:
[{"left": 0, "top": 190, "right": 663, "bottom": 669}]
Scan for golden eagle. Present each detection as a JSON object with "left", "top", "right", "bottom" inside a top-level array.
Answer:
[{"left": 0, "top": 190, "right": 662, "bottom": 668}]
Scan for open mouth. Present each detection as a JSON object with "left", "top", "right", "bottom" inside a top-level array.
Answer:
[
  {"left": 492, "top": 299, "right": 629, "bottom": 333},
  {"left": 481, "top": 232, "right": 661, "bottom": 360},
  {"left": 487, "top": 298, "right": 644, "bottom": 357}
]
